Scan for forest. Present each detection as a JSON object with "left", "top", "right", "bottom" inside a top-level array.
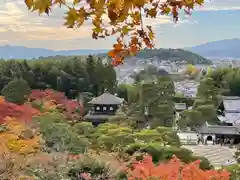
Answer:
[{"left": 0, "top": 55, "right": 116, "bottom": 99}]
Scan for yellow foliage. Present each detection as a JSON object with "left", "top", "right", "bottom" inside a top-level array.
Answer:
[
  {"left": 18, "top": 176, "right": 35, "bottom": 180},
  {"left": 0, "top": 96, "right": 5, "bottom": 104},
  {"left": 0, "top": 117, "right": 41, "bottom": 155},
  {"left": 43, "top": 100, "right": 57, "bottom": 110}
]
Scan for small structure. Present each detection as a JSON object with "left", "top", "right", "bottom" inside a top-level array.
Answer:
[
  {"left": 174, "top": 103, "right": 187, "bottom": 111},
  {"left": 177, "top": 131, "right": 198, "bottom": 145},
  {"left": 84, "top": 91, "right": 124, "bottom": 126},
  {"left": 197, "top": 121, "right": 240, "bottom": 144}
]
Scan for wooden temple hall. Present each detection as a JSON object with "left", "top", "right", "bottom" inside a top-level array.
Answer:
[
  {"left": 84, "top": 91, "right": 124, "bottom": 126},
  {"left": 197, "top": 96, "right": 240, "bottom": 145}
]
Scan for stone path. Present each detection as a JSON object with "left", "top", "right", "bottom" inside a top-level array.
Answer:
[{"left": 183, "top": 145, "right": 237, "bottom": 168}]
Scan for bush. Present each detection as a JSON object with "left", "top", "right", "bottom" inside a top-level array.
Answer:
[
  {"left": 73, "top": 122, "right": 94, "bottom": 137},
  {"left": 33, "top": 113, "right": 89, "bottom": 154},
  {"left": 67, "top": 155, "right": 127, "bottom": 180},
  {"left": 235, "top": 148, "right": 240, "bottom": 163},
  {"left": 124, "top": 143, "right": 212, "bottom": 170},
  {"left": 225, "top": 164, "right": 240, "bottom": 180},
  {"left": 2, "top": 79, "right": 30, "bottom": 105}
]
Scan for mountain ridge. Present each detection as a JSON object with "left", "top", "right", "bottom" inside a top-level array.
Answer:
[
  {"left": 187, "top": 38, "right": 240, "bottom": 59},
  {"left": 0, "top": 45, "right": 109, "bottom": 59},
  {"left": 0, "top": 45, "right": 209, "bottom": 65}
]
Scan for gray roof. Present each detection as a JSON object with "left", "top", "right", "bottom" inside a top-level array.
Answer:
[
  {"left": 84, "top": 113, "right": 113, "bottom": 120},
  {"left": 198, "top": 122, "right": 240, "bottom": 135},
  {"left": 222, "top": 96, "right": 240, "bottom": 112},
  {"left": 174, "top": 103, "right": 187, "bottom": 111},
  {"left": 218, "top": 113, "right": 240, "bottom": 124},
  {"left": 236, "top": 122, "right": 240, "bottom": 131},
  {"left": 88, "top": 93, "right": 124, "bottom": 105}
]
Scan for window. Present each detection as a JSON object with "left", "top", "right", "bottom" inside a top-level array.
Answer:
[
  {"left": 96, "top": 106, "right": 100, "bottom": 110},
  {"left": 103, "top": 106, "right": 107, "bottom": 111},
  {"left": 110, "top": 107, "right": 113, "bottom": 111}
]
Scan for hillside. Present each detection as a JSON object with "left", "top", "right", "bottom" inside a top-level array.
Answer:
[
  {"left": 133, "top": 48, "right": 212, "bottom": 65},
  {"left": 188, "top": 38, "right": 240, "bottom": 59}
]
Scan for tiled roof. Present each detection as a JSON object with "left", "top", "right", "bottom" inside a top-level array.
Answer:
[
  {"left": 198, "top": 122, "right": 240, "bottom": 135},
  {"left": 88, "top": 93, "right": 124, "bottom": 105},
  {"left": 84, "top": 113, "right": 113, "bottom": 120},
  {"left": 218, "top": 113, "right": 240, "bottom": 124},
  {"left": 174, "top": 103, "right": 187, "bottom": 111},
  {"left": 222, "top": 96, "right": 240, "bottom": 112}
]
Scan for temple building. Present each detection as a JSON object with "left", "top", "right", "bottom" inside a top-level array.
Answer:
[
  {"left": 84, "top": 91, "right": 124, "bottom": 126},
  {"left": 197, "top": 96, "right": 240, "bottom": 144},
  {"left": 217, "top": 96, "right": 240, "bottom": 126},
  {"left": 197, "top": 121, "right": 240, "bottom": 144}
]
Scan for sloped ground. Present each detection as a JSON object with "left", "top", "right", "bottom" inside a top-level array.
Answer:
[{"left": 183, "top": 145, "right": 237, "bottom": 168}]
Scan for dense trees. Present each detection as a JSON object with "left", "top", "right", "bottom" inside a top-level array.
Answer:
[
  {"left": 136, "top": 49, "right": 212, "bottom": 65},
  {"left": 0, "top": 56, "right": 116, "bottom": 99}
]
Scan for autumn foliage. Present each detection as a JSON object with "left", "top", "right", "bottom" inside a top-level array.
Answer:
[
  {"left": 0, "top": 96, "right": 40, "bottom": 124},
  {"left": 30, "top": 89, "right": 83, "bottom": 119},
  {"left": 127, "top": 155, "right": 230, "bottom": 180},
  {"left": 24, "top": 0, "right": 205, "bottom": 66},
  {"left": 0, "top": 117, "right": 41, "bottom": 155}
]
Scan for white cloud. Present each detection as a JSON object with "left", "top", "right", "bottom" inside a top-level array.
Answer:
[
  {"left": 0, "top": 0, "right": 239, "bottom": 50},
  {"left": 0, "top": 0, "right": 173, "bottom": 43}
]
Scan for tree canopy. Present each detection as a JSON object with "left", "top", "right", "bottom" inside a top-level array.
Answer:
[{"left": 24, "top": 0, "right": 205, "bottom": 65}]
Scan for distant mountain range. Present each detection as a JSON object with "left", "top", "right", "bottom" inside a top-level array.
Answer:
[
  {"left": 1, "top": 38, "right": 240, "bottom": 60},
  {"left": 0, "top": 45, "right": 108, "bottom": 59},
  {"left": 187, "top": 38, "right": 240, "bottom": 60}
]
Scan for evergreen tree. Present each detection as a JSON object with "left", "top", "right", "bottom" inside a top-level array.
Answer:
[{"left": 2, "top": 79, "right": 30, "bottom": 105}]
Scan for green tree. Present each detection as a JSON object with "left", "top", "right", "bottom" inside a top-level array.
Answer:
[
  {"left": 143, "top": 76, "right": 175, "bottom": 128},
  {"left": 2, "top": 78, "right": 30, "bottom": 105}
]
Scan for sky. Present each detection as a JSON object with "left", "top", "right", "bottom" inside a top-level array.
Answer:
[{"left": 0, "top": 0, "right": 240, "bottom": 50}]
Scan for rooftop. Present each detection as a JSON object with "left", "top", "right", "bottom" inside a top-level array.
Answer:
[
  {"left": 222, "top": 98, "right": 240, "bottom": 112},
  {"left": 88, "top": 92, "right": 124, "bottom": 105},
  {"left": 174, "top": 103, "right": 187, "bottom": 111},
  {"left": 198, "top": 122, "right": 240, "bottom": 135},
  {"left": 84, "top": 113, "right": 113, "bottom": 120}
]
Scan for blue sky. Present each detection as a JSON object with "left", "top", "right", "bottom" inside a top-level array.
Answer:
[{"left": 0, "top": 0, "right": 239, "bottom": 50}]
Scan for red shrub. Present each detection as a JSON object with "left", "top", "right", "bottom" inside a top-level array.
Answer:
[
  {"left": 127, "top": 155, "right": 230, "bottom": 180},
  {"left": 0, "top": 101, "right": 41, "bottom": 124},
  {"left": 30, "top": 89, "right": 84, "bottom": 119}
]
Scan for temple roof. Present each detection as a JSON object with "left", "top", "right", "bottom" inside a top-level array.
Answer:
[
  {"left": 218, "top": 113, "right": 240, "bottom": 124},
  {"left": 88, "top": 92, "right": 124, "bottom": 105},
  {"left": 198, "top": 122, "right": 240, "bottom": 135},
  {"left": 174, "top": 103, "right": 187, "bottom": 111},
  {"left": 222, "top": 96, "right": 240, "bottom": 112},
  {"left": 84, "top": 113, "right": 113, "bottom": 120}
]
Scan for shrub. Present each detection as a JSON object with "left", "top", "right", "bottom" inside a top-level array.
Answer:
[
  {"left": 67, "top": 155, "right": 126, "bottom": 180},
  {"left": 124, "top": 143, "right": 212, "bottom": 170},
  {"left": 2, "top": 79, "right": 30, "bottom": 105},
  {"left": 127, "top": 155, "right": 230, "bottom": 180},
  {"left": 34, "top": 113, "right": 89, "bottom": 154},
  {"left": 73, "top": 122, "right": 94, "bottom": 137},
  {"left": 225, "top": 164, "right": 240, "bottom": 180},
  {"left": 235, "top": 148, "right": 240, "bottom": 163}
]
